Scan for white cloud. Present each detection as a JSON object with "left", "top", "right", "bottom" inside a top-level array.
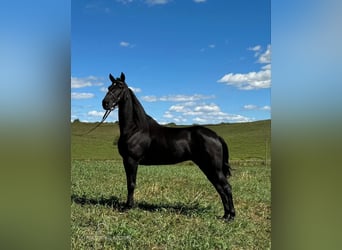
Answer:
[
  {"left": 71, "top": 76, "right": 104, "bottom": 89},
  {"left": 142, "top": 94, "right": 215, "bottom": 102},
  {"left": 119, "top": 41, "right": 136, "bottom": 48},
  {"left": 129, "top": 87, "right": 142, "bottom": 93},
  {"left": 71, "top": 115, "right": 78, "bottom": 122},
  {"left": 200, "top": 44, "right": 216, "bottom": 52},
  {"left": 173, "top": 116, "right": 188, "bottom": 123},
  {"left": 218, "top": 69, "right": 271, "bottom": 90},
  {"left": 141, "top": 95, "right": 158, "bottom": 102},
  {"left": 218, "top": 44, "right": 271, "bottom": 90},
  {"left": 194, "top": 104, "right": 220, "bottom": 113},
  {"left": 88, "top": 110, "right": 105, "bottom": 117},
  {"left": 247, "top": 44, "right": 271, "bottom": 63},
  {"left": 243, "top": 104, "right": 271, "bottom": 111},
  {"left": 161, "top": 94, "right": 214, "bottom": 102},
  {"left": 262, "top": 64, "right": 271, "bottom": 70},
  {"left": 248, "top": 45, "right": 263, "bottom": 57},
  {"left": 100, "top": 87, "right": 108, "bottom": 93},
  {"left": 116, "top": 0, "right": 133, "bottom": 4},
  {"left": 165, "top": 102, "right": 252, "bottom": 124},
  {"left": 71, "top": 92, "right": 95, "bottom": 99},
  {"left": 244, "top": 104, "right": 258, "bottom": 110},
  {"left": 118, "top": 0, "right": 202, "bottom": 5},
  {"left": 142, "top": 94, "right": 251, "bottom": 124},
  {"left": 258, "top": 44, "right": 271, "bottom": 64},
  {"left": 193, "top": 117, "right": 207, "bottom": 123},
  {"left": 248, "top": 45, "right": 262, "bottom": 52},
  {"left": 85, "top": 3, "right": 112, "bottom": 13},
  {"left": 120, "top": 41, "right": 130, "bottom": 47},
  {"left": 163, "top": 111, "right": 173, "bottom": 119},
  {"left": 145, "top": 0, "right": 170, "bottom": 5},
  {"left": 101, "top": 86, "right": 141, "bottom": 93}
]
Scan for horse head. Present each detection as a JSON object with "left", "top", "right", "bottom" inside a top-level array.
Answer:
[{"left": 102, "top": 72, "right": 128, "bottom": 111}]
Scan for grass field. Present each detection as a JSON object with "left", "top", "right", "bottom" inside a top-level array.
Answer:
[{"left": 71, "top": 120, "right": 271, "bottom": 249}]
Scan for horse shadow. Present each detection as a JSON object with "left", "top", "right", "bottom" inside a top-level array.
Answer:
[{"left": 71, "top": 194, "right": 210, "bottom": 217}]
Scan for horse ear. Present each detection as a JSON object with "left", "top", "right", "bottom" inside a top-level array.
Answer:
[
  {"left": 120, "top": 72, "right": 125, "bottom": 82},
  {"left": 109, "top": 73, "right": 115, "bottom": 82}
]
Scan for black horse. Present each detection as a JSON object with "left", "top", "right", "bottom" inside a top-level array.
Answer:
[{"left": 102, "top": 72, "right": 235, "bottom": 221}]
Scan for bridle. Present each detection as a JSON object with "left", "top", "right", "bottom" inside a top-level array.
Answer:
[
  {"left": 75, "top": 82, "right": 127, "bottom": 136},
  {"left": 105, "top": 81, "right": 128, "bottom": 110}
]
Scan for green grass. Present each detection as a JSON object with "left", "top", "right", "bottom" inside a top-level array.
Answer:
[
  {"left": 71, "top": 120, "right": 271, "bottom": 249},
  {"left": 72, "top": 122, "right": 121, "bottom": 160}
]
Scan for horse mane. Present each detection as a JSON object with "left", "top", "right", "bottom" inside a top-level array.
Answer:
[{"left": 127, "top": 89, "right": 159, "bottom": 129}]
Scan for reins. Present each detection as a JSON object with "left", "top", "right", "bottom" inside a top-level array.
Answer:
[{"left": 73, "top": 109, "right": 113, "bottom": 136}]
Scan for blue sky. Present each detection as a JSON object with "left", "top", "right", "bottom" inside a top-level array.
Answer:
[{"left": 71, "top": 0, "right": 271, "bottom": 124}]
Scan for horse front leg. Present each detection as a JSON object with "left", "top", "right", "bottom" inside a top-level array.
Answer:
[{"left": 123, "top": 157, "right": 138, "bottom": 208}]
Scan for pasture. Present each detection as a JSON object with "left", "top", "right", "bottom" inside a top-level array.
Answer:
[{"left": 71, "top": 120, "right": 271, "bottom": 249}]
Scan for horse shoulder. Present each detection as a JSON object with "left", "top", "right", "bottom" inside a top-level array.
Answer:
[{"left": 118, "top": 130, "right": 151, "bottom": 160}]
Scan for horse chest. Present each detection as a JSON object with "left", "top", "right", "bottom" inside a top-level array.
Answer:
[{"left": 118, "top": 132, "right": 150, "bottom": 160}]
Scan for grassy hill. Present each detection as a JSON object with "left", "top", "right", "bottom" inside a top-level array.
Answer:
[
  {"left": 71, "top": 120, "right": 271, "bottom": 249},
  {"left": 71, "top": 120, "right": 271, "bottom": 163}
]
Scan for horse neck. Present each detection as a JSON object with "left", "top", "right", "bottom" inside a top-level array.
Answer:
[{"left": 118, "top": 89, "right": 149, "bottom": 135}]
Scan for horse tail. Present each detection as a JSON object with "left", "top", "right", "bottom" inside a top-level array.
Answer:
[{"left": 219, "top": 136, "right": 232, "bottom": 178}]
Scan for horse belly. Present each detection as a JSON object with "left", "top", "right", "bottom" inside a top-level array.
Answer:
[{"left": 139, "top": 140, "right": 191, "bottom": 165}]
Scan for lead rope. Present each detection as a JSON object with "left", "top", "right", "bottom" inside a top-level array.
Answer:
[{"left": 73, "top": 109, "right": 112, "bottom": 136}]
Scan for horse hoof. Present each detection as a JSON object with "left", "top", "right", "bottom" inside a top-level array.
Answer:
[
  {"left": 222, "top": 214, "right": 235, "bottom": 222},
  {"left": 124, "top": 203, "right": 134, "bottom": 210}
]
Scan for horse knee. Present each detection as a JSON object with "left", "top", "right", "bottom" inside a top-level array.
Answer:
[
  {"left": 127, "top": 182, "right": 135, "bottom": 191},
  {"left": 223, "top": 182, "right": 232, "bottom": 192}
]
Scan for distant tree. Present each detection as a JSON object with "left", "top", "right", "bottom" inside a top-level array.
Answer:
[
  {"left": 73, "top": 119, "right": 80, "bottom": 123},
  {"left": 167, "top": 122, "right": 176, "bottom": 127}
]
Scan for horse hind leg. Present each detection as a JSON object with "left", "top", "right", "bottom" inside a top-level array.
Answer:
[
  {"left": 212, "top": 173, "right": 235, "bottom": 221},
  {"left": 221, "top": 180, "right": 235, "bottom": 221},
  {"left": 196, "top": 162, "right": 235, "bottom": 221}
]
